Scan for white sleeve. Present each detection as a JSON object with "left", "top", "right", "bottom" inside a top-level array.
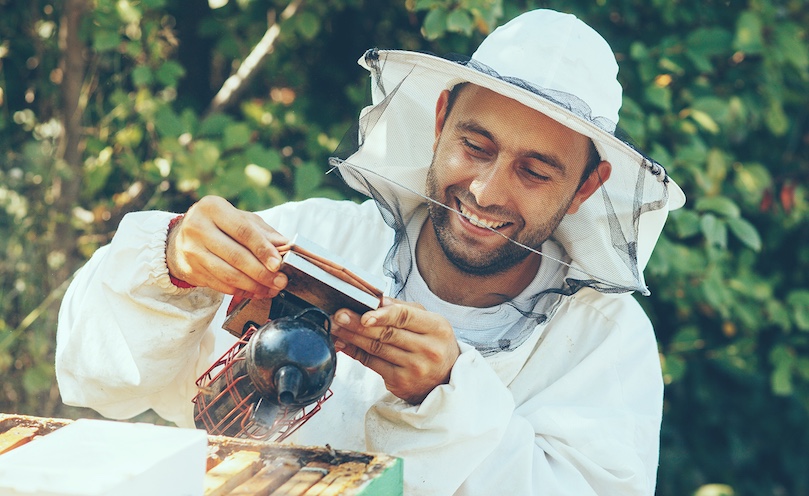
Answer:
[
  {"left": 55, "top": 198, "right": 389, "bottom": 428},
  {"left": 55, "top": 210, "right": 225, "bottom": 427},
  {"left": 364, "top": 294, "right": 662, "bottom": 496}
]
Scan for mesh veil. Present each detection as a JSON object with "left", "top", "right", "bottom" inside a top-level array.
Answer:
[{"left": 327, "top": 49, "right": 679, "bottom": 355}]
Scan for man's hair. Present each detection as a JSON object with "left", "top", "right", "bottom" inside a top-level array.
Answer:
[{"left": 445, "top": 83, "right": 601, "bottom": 189}]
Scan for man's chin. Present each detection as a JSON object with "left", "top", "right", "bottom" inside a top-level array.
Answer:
[{"left": 443, "top": 245, "right": 531, "bottom": 277}]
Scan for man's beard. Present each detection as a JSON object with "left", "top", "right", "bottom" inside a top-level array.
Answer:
[{"left": 425, "top": 164, "right": 573, "bottom": 277}]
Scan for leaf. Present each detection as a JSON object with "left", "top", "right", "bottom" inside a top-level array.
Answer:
[
  {"left": 413, "top": 0, "right": 442, "bottom": 10},
  {"left": 796, "top": 358, "right": 809, "bottom": 381},
  {"left": 644, "top": 84, "right": 672, "bottom": 112},
  {"left": 648, "top": 143, "right": 673, "bottom": 167},
  {"left": 675, "top": 135, "right": 708, "bottom": 164},
  {"left": 787, "top": 290, "right": 809, "bottom": 331},
  {"left": 733, "top": 162, "right": 772, "bottom": 203},
  {"left": 295, "top": 11, "right": 321, "bottom": 40},
  {"left": 689, "top": 110, "right": 720, "bottom": 134},
  {"left": 155, "top": 61, "right": 186, "bottom": 87},
  {"left": 685, "top": 27, "right": 733, "bottom": 72},
  {"left": 83, "top": 147, "right": 113, "bottom": 197},
  {"left": 770, "top": 346, "right": 794, "bottom": 396},
  {"left": 766, "top": 300, "right": 792, "bottom": 331},
  {"left": 293, "top": 162, "right": 324, "bottom": 199},
  {"left": 93, "top": 29, "right": 121, "bottom": 52},
  {"left": 114, "top": 125, "right": 144, "bottom": 149},
  {"left": 223, "top": 123, "right": 251, "bottom": 150},
  {"left": 629, "top": 41, "right": 648, "bottom": 60},
  {"left": 244, "top": 144, "right": 282, "bottom": 171},
  {"left": 695, "top": 196, "right": 740, "bottom": 218},
  {"left": 686, "top": 26, "right": 732, "bottom": 58},
  {"left": 446, "top": 9, "right": 473, "bottom": 35},
  {"left": 726, "top": 217, "right": 762, "bottom": 251},
  {"left": 700, "top": 213, "right": 727, "bottom": 249},
  {"left": 131, "top": 66, "right": 153, "bottom": 87},
  {"left": 153, "top": 106, "right": 187, "bottom": 138},
  {"left": 691, "top": 97, "right": 730, "bottom": 125},
  {"left": 694, "top": 483, "right": 735, "bottom": 496},
  {"left": 775, "top": 23, "right": 809, "bottom": 72},
  {"left": 209, "top": 163, "right": 249, "bottom": 198},
  {"left": 661, "top": 353, "right": 687, "bottom": 384},
  {"left": 666, "top": 240, "right": 707, "bottom": 276},
  {"left": 190, "top": 141, "right": 221, "bottom": 174},
  {"left": 672, "top": 209, "right": 702, "bottom": 238},
  {"left": 733, "top": 11, "right": 764, "bottom": 54},
  {"left": 422, "top": 8, "right": 449, "bottom": 40},
  {"left": 764, "top": 101, "right": 789, "bottom": 137},
  {"left": 701, "top": 267, "right": 731, "bottom": 311},
  {"left": 670, "top": 326, "right": 703, "bottom": 352},
  {"left": 705, "top": 149, "right": 728, "bottom": 185},
  {"left": 198, "top": 113, "right": 234, "bottom": 137}
]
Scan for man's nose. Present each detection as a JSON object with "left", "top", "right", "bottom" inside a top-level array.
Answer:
[{"left": 469, "top": 160, "right": 510, "bottom": 207}]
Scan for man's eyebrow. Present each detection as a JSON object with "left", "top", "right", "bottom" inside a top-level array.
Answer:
[
  {"left": 455, "top": 119, "right": 568, "bottom": 177},
  {"left": 456, "top": 120, "right": 495, "bottom": 143},
  {"left": 525, "top": 150, "right": 567, "bottom": 177}
]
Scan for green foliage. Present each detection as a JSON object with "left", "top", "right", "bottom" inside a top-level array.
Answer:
[{"left": 0, "top": 1, "right": 807, "bottom": 495}]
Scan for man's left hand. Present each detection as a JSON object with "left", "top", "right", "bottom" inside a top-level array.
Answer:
[{"left": 332, "top": 297, "right": 460, "bottom": 405}]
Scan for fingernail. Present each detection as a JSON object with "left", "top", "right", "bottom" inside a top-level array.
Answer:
[
  {"left": 364, "top": 316, "right": 377, "bottom": 326},
  {"left": 267, "top": 258, "right": 281, "bottom": 272},
  {"left": 273, "top": 274, "right": 287, "bottom": 287},
  {"left": 335, "top": 312, "right": 350, "bottom": 325},
  {"left": 334, "top": 339, "right": 346, "bottom": 350}
]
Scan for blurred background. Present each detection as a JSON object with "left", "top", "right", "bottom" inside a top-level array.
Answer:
[{"left": 0, "top": 0, "right": 807, "bottom": 494}]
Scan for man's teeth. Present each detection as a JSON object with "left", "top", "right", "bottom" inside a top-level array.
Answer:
[{"left": 459, "top": 204, "right": 508, "bottom": 229}]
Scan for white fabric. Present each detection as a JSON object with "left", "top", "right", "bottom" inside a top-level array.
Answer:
[
  {"left": 56, "top": 198, "right": 663, "bottom": 495},
  {"left": 398, "top": 204, "right": 568, "bottom": 353},
  {"left": 470, "top": 9, "right": 622, "bottom": 124}
]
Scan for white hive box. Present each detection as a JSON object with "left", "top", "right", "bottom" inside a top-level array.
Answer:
[{"left": 0, "top": 418, "right": 208, "bottom": 496}]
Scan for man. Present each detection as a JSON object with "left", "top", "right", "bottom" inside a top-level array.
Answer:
[{"left": 56, "top": 9, "right": 685, "bottom": 495}]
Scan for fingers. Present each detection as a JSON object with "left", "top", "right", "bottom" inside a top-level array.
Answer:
[
  {"left": 332, "top": 310, "right": 408, "bottom": 374},
  {"left": 215, "top": 211, "right": 287, "bottom": 272},
  {"left": 166, "top": 196, "right": 289, "bottom": 296},
  {"left": 331, "top": 300, "right": 460, "bottom": 404}
]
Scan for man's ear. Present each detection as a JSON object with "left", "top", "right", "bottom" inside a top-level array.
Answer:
[
  {"left": 567, "top": 161, "right": 612, "bottom": 215},
  {"left": 434, "top": 89, "right": 451, "bottom": 152}
]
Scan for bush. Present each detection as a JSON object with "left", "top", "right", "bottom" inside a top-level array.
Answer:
[{"left": 0, "top": 1, "right": 806, "bottom": 494}]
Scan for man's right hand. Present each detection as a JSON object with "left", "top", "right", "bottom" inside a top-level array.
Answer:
[{"left": 165, "top": 195, "right": 289, "bottom": 297}]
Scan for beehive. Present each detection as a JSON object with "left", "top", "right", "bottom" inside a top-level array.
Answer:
[{"left": 0, "top": 413, "right": 402, "bottom": 495}]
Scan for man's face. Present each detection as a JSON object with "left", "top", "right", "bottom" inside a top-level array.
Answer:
[{"left": 425, "top": 84, "right": 605, "bottom": 276}]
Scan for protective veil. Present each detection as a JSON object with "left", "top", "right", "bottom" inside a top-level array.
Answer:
[{"left": 329, "top": 11, "right": 684, "bottom": 356}]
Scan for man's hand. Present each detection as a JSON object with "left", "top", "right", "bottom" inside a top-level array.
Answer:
[
  {"left": 166, "top": 195, "right": 289, "bottom": 297},
  {"left": 331, "top": 298, "right": 461, "bottom": 404}
]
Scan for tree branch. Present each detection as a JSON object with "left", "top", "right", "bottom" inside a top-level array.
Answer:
[{"left": 208, "top": 0, "right": 304, "bottom": 114}]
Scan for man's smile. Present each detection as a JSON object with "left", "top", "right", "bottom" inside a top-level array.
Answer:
[{"left": 456, "top": 199, "right": 512, "bottom": 231}]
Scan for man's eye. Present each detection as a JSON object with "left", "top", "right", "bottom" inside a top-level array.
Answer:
[
  {"left": 523, "top": 167, "right": 551, "bottom": 182},
  {"left": 462, "top": 138, "right": 487, "bottom": 155}
]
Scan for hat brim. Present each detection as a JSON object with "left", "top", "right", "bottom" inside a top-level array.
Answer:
[{"left": 363, "top": 49, "right": 685, "bottom": 210}]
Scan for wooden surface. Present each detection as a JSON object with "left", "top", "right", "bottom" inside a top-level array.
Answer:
[{"left": 0, "top": 413, "right": 403, "bottom": 496}]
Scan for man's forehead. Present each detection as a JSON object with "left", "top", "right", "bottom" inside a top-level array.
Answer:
[
  {"left": 452, "top": 84, "right": 581, "bottom": 133},
  {"left": 448, "top": 83, "right": 592, "bottom": 166}
]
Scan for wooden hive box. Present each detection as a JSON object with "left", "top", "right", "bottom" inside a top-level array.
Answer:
[{"left": 0, "top": 413, "right": 402, "bottom": 496}]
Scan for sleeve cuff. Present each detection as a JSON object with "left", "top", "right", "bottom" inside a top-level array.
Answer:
[{"left": 165, "top": 214, "right": 195, "bottom": 289}]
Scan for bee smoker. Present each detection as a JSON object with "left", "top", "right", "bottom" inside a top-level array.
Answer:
[{"left": 192, "top": 297, "right": 336, "bottom": 440}]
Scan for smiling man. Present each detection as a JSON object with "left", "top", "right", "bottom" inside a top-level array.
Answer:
[{"left": 56, "top": 9, "right": 684, "bottom": 496}]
